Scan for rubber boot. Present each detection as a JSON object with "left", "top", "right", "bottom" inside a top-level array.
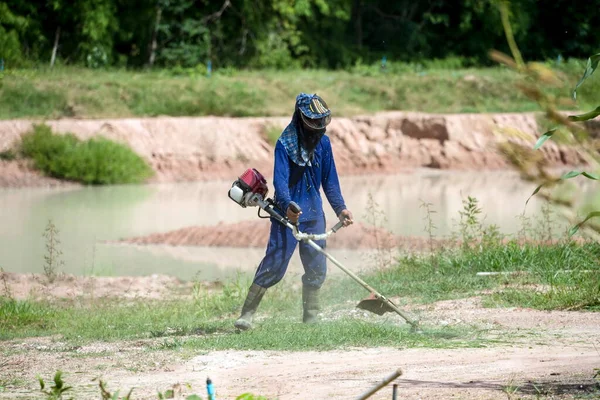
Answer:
[
  {"left": 302, "top": 285, "right": 320, "bottom": 324},
  {"left": 234, "top": 283, "right": 267, "bottom": 331}
]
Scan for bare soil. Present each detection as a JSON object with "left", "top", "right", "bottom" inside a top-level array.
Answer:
[
  {"left": 1, "top": 276, "right": 598, "bottom": 400},
  {"left": 114, "top": 220, "right": 452, "bottom": 251},
  {"left": 0, "top": 112, "right": 587, "bottom": 188}
]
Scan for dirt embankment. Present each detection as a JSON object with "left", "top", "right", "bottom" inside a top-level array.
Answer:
[{"left": 0, "top": 112, "right": 587, "bottom": 187}]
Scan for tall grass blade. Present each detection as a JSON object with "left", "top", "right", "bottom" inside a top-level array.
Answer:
[
  {"left": 569, "top": 211, "right": 600, "bottom": 236},
  {"left": 525, "top": 184, "right": 544, "bottom": 205},
  {"left": 568, "top": 106, "right": 600, "bottom": 122},
  {"left": 572, "top": 53, "right": 600, "bottom": 100},
  {"left": 533, "top": 128, "right": 556, "bottom": 150}
]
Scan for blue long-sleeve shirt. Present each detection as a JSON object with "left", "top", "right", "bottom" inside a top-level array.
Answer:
[{"left": 272, "top": 135, "right": 347, "bottom": 223}]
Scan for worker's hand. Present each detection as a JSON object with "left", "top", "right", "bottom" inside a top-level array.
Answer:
[
  {"left": 286, "top": 206, "right": 301, "bottom": 224},
  {"left": 339, "top": 209, "right": 354, "bottom": 226}
]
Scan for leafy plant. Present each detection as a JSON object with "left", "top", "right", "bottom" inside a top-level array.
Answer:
[
  {"left": 97, "top": 379, "right": 133, "bottom": 400},
  {"left": 20, "top": 124, "right": 153, "bottom": 185},
  {"left": 42, "top": 219, "right": 64, "bottom": 284},
  {"left": 236, "top": 394, "right": 269, "bottom": 400},
  {"left": 0, "top": 149, "right": 16, "bottom": 160},
  {"left": 156, "top": 383, "right": 204, "bottom": 399},
  {"left": 457, "top": 196, "right": 482, "bottom": 248},
  {"left": 38, "top": 371, "right": 72, "bottom": 400}
]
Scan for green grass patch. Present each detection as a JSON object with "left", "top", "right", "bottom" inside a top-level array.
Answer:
[
  {"left": 0, "top": 297, "right": 59, "bottom": 336},
  {"left": 19, "top": 124, "right": 153, "bottom": 184},
  {"left": 349, "top": 240, "right": 600, "bottom": 309},
  {"left": 179, "top": 320, "right": 481, "bottom": 351},
  {"left": 2, "top": 241, "right": 598, "bottom": 348},
  {"left": 1, "top": 238, "right": 598, "bottom": 347},
  {"left": 2, "top": 60, "right": 599, "bottom": 119}
]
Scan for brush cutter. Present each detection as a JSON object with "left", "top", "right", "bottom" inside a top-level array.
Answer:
[{"left": 228, "top": 168, "right": 419, "bottom": 329}]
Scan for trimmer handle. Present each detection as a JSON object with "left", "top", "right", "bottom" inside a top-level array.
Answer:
[
  {"left": 288, "top": 201, "right": 302, "bottom": 214},
  {"left": 331, "top": 220, "right": 345, "bottom": 233}
]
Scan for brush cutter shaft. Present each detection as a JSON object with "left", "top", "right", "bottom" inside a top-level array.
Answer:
[{"left": 255, "top": 195, "right": 418, "bottom": 327}]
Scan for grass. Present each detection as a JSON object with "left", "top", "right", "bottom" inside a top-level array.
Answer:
[
  {"left": 19, "top": 123, "right": 153, "bottom": 184},
  {"left": 1, "top": 241, "right": 598, "bottom": 347},
  {"left": 1, "top": 59, "right": 599, "bottom": 120}
]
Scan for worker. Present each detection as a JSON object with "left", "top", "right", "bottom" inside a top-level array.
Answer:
[{"left": 234, "top": 92, "right": 353, "bottom": 330}]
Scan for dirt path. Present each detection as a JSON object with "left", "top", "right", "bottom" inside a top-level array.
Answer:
[{"left": 1, "top": 296, "right": 598, "bottom": 399}]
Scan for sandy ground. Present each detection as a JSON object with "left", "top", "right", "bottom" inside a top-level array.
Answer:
[{"left": 1, "top": 276, "right": 599, "bottom": 400}]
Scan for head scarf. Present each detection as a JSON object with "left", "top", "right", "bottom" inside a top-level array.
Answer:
[{"left": 278, "top": 93, "right": 332, "bottom": 166}]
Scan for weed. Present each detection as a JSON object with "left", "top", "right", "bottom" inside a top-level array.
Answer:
[
  {"left": 0, "top": 149, "right": 16, "bottom": 160},
  {"left": 155, "top": 382, "right": 208, "bottom": 399},
  {"left": 419, "top": 199, "right": 439, "bottom": 270},
  {"left": 38, "top": 371, "right": 72, "bottom": 400},
  {"left": 157, "top": 337, "right": 184, "bottom": 350},
  {"left": 0, "top": 267, "right": 12, "bottom": 299},
  {"left": 516, "top": 211, "right": 533, "bottom": 242},
  {"left": 236, "top": 394, "right": 269, "bottom": 400},
  {"left": 363, "top": 193, "right": 395, "bottom": 270},
  {"left": 96, "top": 378, "right": 134, "bottom": 400},
  {"left": 534, "top": 201, "right": 555, "bottom": 243},
  {"left": 419, "top": 200, "right": 438, "bottom": 252},
  {"left": 502, "top": 375, "right": 522, "bottom": 399},
  {"left": 457, "top": 195, "right": 483, "bottom": 248},
  {"left": 481, "top": 223, "right": 503, "bottom": 248},
  {"left": 42, "top": 219, "right": 64, "bottom": 284}
]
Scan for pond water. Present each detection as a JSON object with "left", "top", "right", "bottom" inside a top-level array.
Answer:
[{"left": 0, "top": 169, "right": 560, "bottom": 282}]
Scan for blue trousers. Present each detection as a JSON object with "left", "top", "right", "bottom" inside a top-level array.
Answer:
[{"left": 253, "top": 217, "right": 327, "bottom": 289}]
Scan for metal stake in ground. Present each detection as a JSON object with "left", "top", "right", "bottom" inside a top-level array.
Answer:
[{"left": 356, "top": 368, "right": 403, "bottom": 400}]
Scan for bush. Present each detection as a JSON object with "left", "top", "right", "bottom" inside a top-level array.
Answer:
[{"left": 20, "top": 124, "right": 153, "bottom": 185}]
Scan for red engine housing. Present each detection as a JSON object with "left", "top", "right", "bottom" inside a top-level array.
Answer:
[
  {"left": 239, "top": 168, "right": 268, "bottom": 198},
  {"left": 228, "top": 168, "right": 269, "bottom": 207}
]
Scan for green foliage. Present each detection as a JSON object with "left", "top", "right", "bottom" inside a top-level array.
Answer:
[
  {"left": 2, "top": 0, "right": 600, "bottom": 69},
  {"left": 456, "top": 196, "right": 489, "bottom": 248},
  {"left": 0, "top": 2, "right": 29, "bottom": 66},
  {"left": 492, "top": 3, "right": 600, "bottom": 239},
  {"left": 20, "top": 124, "right": 153, "bottom": 185},
  {"left": 0, "top": 25, "right": 23, "bottom": 66},
  {"left": 236, "top": 394, "right": 269, "bottom": 400},
  {"left": 572, "top": 53, "right": 600, "bottom": 100},
  {"left": 38, "top": 371, "right": 72, "bottom": 400},
  {"left": 98, "top": 378, "right": 133, "bottom": 400},
  {"left": 0, "top": 148, "right": 16, "bottom": 160}
]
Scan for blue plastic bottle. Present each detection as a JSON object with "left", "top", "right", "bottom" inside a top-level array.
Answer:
[{"left": 206, "top": 377, "right": 215, "bottom": 400}]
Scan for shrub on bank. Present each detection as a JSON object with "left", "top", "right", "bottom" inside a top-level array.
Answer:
[{"left": 20, "top": 124, "right": 153, "bottom": 184}]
